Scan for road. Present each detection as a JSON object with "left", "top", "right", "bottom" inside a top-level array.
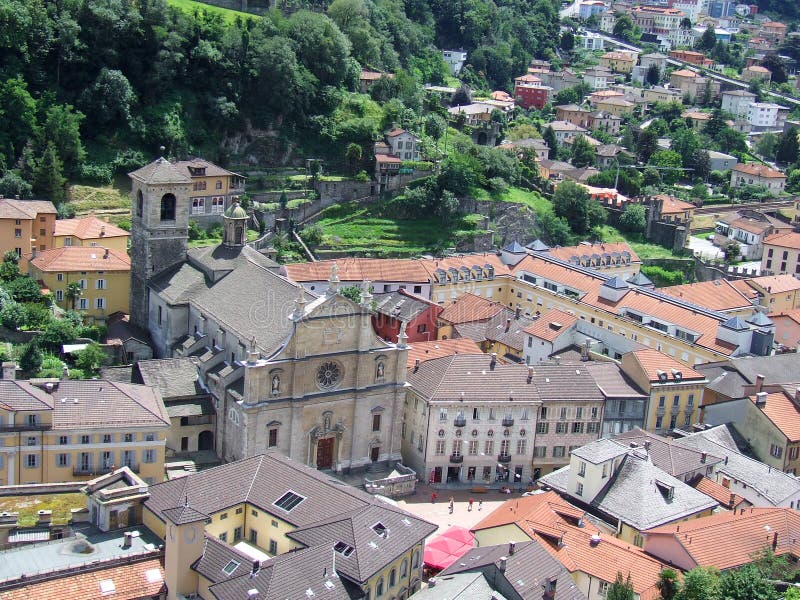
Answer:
[{"left": 590, "top": 31, "right": 800, "bottom": 107}]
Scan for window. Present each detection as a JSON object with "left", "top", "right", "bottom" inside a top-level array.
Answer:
[
  {"left": 96, "top": 298, "right": 105, "bottom": 309},
  {"left": 656, "top": 416, "right": 663, "bottom": 429},
  {"left": 599, "top": 581, "right": 609, "bottom": 597},
  {"left": 78, "top": 298, "right": 88, "bottom": 310},
  {"left": 14, "top": 228, "right": 21, "bottom": 238},
  {"left": 249, "top": 529, "right": 258, "bottom": 544},
  {"left": 560, "top": 407, "right": 567, "bottom": 420},
  {"left": 143, "top": 449, "right": 155, "bottom": 463},
  {"left": 274, "top": 491, "right": 305, "bottom": 511},
  {"left": 218, "top": 532, "right": 228, "bottom": 542},
  {"left": 233, "top": 527, "right": 243, "bottom": 542},
  {"left": 484, "top": 440, "right": 494, "bottom": 455},
  {"left": 96, "top": 279, "right": 105, "bottom": 290},
  {"left": 469, "top": 440, "right": 479, "bottom": 455},
  {"left": 124, "top": 433, "right": 134, "bottom": 443},
  {"left": 576, "top": 482, "right": 584, "bottom": 496},
  {"left": 536, "top": 422, "right": 549, "bottom": 434},
  {"left": 553, "top": 446, "right": 566, "bottom": 458},
  {"left": 439, "top": 409, "right": 447, "bottom": 422},
  {"left": 220, "top": 512, "right": 228, "bottom": 520},
  {"left": 269, "top": 539, "right": 278, "bottom": 554},
  {"left": 372, "top": 414, "right": 381, "bottom": 432},
  {"left": 81, "top": 434, "right": 90, "bottom": 444},
  {"left": 516, "top": 439, "right": 527, "bottom": 455},
  {"left": 57, "top": 453, "right": 69, "bottom": 467},
  {"left": 157, "top": 305, "right": 163, "bottom": 326},
  {"left": 390, "top": 568, "right": 396, "bottom": 587},
  {"left": 576, "top": 407, "right": 583, "bottom": 420},
  {"left": 658, "top": 396, "right": 665, "bottom": 407},
  {"left": 56, "top": 273, "right": 63, "bottom": 282},
  {"left": 268, "top": 428, "right": 278, "bottom": 448},
  {"left": 26, "top": 454, "right": 38, "bottom": 468},
  {"left": 452, "top": 440, "right": 462, "bottom": 456},
  {"left": 103, "top": 434, "right": 112, "bottom": 444},
  {"left": 673, "top": 394, "right": 680, "bottom": 407},
  {"left": 771, "top": 444, "right": 783, "bottom": 458},
  {"left": 534, "top": 446, "right": 546, "bottom": 458},
  {"left": 222, "top": 560, "right": 240, "bottom": 576},
  {"left": 578, "top": 461, "right": 586, "bottom": 476},
  {"left": 58, "top": 436, "right": 68, "bottom": 445},
  {"left": 215, "top": 180, "right": 223, "bottom": 190},
  {"left": 56, "top": 290, "right": 63, "bottom": 301},
  {"left": 540, "top": 406, "right": 547, "bottom": 420},
  {"left": 472, "top": 407, "right": 480, "bottom": 420},
  {"left": 160, "top": 193, "right": 176, "bottom": 221},
  {"left": 591, "top": 407, "right": 598, "bottom": 420},
  {"left": 376, "top": 578, "right": 384, "bottom": 597},
  {"left": 572, "top": 422, "right": 584, "bottom": 434},
  {"left": 192, "top": 198, "right": 205, "bottom": 214},
  {"left": 588, "top": 422, "right": 600, "bottom": 434},
  {"left": 556, "top": 422, "right": 567, "bottom": 434},
  {"left": 212, "top": 197, "right": 225, "bottom": 214}
]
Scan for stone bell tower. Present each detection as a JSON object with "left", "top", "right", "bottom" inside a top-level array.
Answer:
[{"left": 128, "top": 157, "right": 192, "bottom": 329}]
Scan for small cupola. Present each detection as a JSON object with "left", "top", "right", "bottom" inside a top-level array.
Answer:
[{"left": 222, "top": 200, "right": 249, "bottom": 247}]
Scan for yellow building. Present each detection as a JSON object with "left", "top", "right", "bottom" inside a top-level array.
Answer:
[
  {"left": 0, "top": 198, "right": 57, "bottom": 269},
  {"left": 53, "top": 215, "right": 129, "bottom": 252},
  {"left": 0, "top": 377, "right": 169, "bottom": 486},
  {"left": 620, "top": 349, "right": 708, "bottom": 433},
  {"left": 28, "top": 246, "right": 131, "bottom": 322},
  {"left": 745, "top": 274, "right": 800, "bottom": 313},
  {"left": 172, "top": 158, "right": 246, "bottom": 224},
  {"left": 599, "top": 51, "right": 638, "bottom": 74},
  {"left": 142, "top": 453, "right": 436, "bottom": 600}
]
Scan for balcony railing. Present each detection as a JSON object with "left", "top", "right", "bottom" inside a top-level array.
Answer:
[
  {"left": 73, "top": 463, "right": 138, "bottom": 477},
  {"left": 0, "top": 423, "right": 51, "bottom": 432},
  {"left": 498, "top": 453, "right": 512, "bottom": 463},
  {"left": 502, "top": 418, "right": 514, "bottom": 427},
  {"left": 656, "top": 406, "right": 666, "bottom": 416},
  {"left": 450, "top": 454, "right": 464, "bottom": 464},
  {"left": 453, "top": 417, "right": 466, "bottom": 428}
]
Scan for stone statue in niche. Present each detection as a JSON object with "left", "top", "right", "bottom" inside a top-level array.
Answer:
[
  {"left": 376, "top": 361, "right": 385, "bottom": 379},
  {"left": 271, "top": 374, "right": 280, "bottom": 395}
]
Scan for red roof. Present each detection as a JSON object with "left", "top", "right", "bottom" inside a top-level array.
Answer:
[
  {"left": 54, "top": 215, "right": 130, "bottom": 239},
  {"left": 733, "top": 163, "right": 787, "bottom": 178},
  {"left": 385, "top": 128, "right": 408, "bottom": 137},
  {"left": 765, "top": 232, "right": 800, "bottom": 250},
  {"left": 438, "top": 293, "right": 502, "bottom": 325},
  {"left": 523, "top": 308, "right": 578, "bottom": 342},
  {"left": 406, "top": 338, "right": 483, "bottom": 369},
  {"left": 628, "top": 348, "right": 705, "bottom": 382},
  {"left": 375, "top": 154, "right": 402, "bottom": 163},
  {"left": 30, "top": 246, "right": 131, "bottom": 272},
  {"left": 692, "top": 476, "right": 745, "bottom": 509}
]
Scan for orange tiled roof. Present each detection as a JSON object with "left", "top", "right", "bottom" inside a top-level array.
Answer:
[
  {"left": 645, "top": 508, "right": 800, "bottom": 571},
  {"left": 523, "top": 308, "right": 578, "bottom": 342},
  {"left": 406, "top": 338, "right": 483, "bottom": 369},
  {"left": 629, "top": 348, "right": 705, "bottom": 382},
  {"left": 729, "top": 216, "right": 773, "bottom": 234},
  {"left": 671, "top": 69, "right": 698, "bottom": 78},
  {"left": 472, "top": 490, "right": 587, "bottom": 533},
  {"left": 546, "top": 241, "right": 641, "bottom": 264},
  {"left": 515, "top": 74, "right": 542, "bottom": 83},
  {"left": 29, "top": 246, "right": 131, "bottom": 272},
  {"left": 385, "top": 127, "right": 408, "bottom": 137},
  {"left": 765, "top": 232, "right": 800, "bottom": 250},
  {"left": 438, "top": 293, "right": 502, "bottom": 324},
  {"left": 693, "top": 476, "right": 744, "bottom": 509},
  {"left": 602, "top": 51, "right": 637, "bottom": 60},
  {"left": 420, "top": 253, "right": 511, "bottom": 278},
  {"left": 746, "top": 274, "right": 800, "bottom": 295},
  {"left": 375, "top": 154, "right": 402, "bottom": 163},
  {"left": 745, "top": 65, "right": 771, "bottom": 73},
  {"left": 729, "top": 279, "right": 760, "bottom": 301},
  {"left": 733, "top": 163, "right": 787, "bottom": 178},
  {"left": 653, "top": 194, "right": 695, "bottom": 215},
  {"left": 751, "top": 390, "right": 800, "bottom": 442},
  {"left": 659, "top": 280, "right": 753, "bottom": 312},
  {"left": 53, "top": 215, "right": 130, "bottom": 239},
  {"left": 0, "top": 557, "right": 165, "bottom": 600},
  {"left": 284, "top": 258, "right": 431, "bottom": 283}
]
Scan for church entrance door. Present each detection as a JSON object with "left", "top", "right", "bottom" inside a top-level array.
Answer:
[{"left": 317, "top": 437, "right": 334, "bottom": 469}]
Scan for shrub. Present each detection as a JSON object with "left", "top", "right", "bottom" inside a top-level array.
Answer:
[
  {"left": 641, "top": 265, "right": 685, "bottom": 286},
  {"left": 80, "top": 163, "right": 114, "bottom": 185}
]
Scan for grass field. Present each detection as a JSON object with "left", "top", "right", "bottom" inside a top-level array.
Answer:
[
  {"left": 0, "top": 493, "right": 85, "bottom": 527},
  {"left": 67, "top": 185, "right": 132, "bottom": 225},
  {"left": 167, "top": 0, "right": 258, "bottom": 23},
  {"left": 598, "top": 224, "right": 680, "bottom": 260}
]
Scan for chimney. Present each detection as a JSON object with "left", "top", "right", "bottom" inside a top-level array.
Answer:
[
  {"left": 414, "top": 359, "right": 420, "bottom": 372},
  {"left": 756, "top": 391, "right": 768, "bottom": 407},
  {"left": 103, "top": 248, "right": 109, "bottom": 259},
  {"left": 527, "top": 366, "right": 533, "bottom": 384},
  {"left": 247, "top": 590, "right": 259, "bottom": 599},
  {"left": 795, "top": 387, "right": 800, "bottom": 405},
  {"left": 505, "top": 318, "right": 511, "bottom": 332},
  {"left": 581, "top": 339, "right": 590, "bottom": 362},
  {"left": 490, "top": 353, "right": 497, "bottom": 370},
  {"left": 61, "top": 365, "right": 69, "bottom": 381},
  {"left": 428, "top": 578, "right": 437, "bottom": 588},
  {"left": 100, "top": 225, "right": 106, "bottom": 237},
  {"left": 31, "top": 247, "right": 36, "bottom": 259},
  {"left": 508, "top": 541, "right": 516, "bottom": 555},
  {"left": 251, "top": 559, "right": 260, "bottom": 576},
  {"left": 515, "top": 306, "right": 521, "bottom": 319},
  {"left": 123, "top": 531, "right": 132, "bottom": 548},
  {"left": 755, "top": 374, "right": 765, "bottom": 393},
  {"left": 772, "top": 531, "right": 778, "bottom": 551},
  {"left": 498, "top": 557, "right": 507, "bottom": 572},
  {"left": 37, "top": 510, "right": 52, "bottom": 526},
  {"left": 644, "top": 440, "right": 651, "bottom": 451},
  {"left": 1, "top": 362, "right": 16, "bottom": 380},
  {"left": 700, "top": 452, "right": 707, "bottom": 464}
]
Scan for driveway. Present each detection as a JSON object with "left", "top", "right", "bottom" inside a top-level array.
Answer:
[{"left": 688, "top": 235, "right": 723, "bottom": 260}]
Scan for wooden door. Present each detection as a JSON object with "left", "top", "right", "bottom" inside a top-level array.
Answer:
[{"left": 317, "top": 437, "right": 334, "bottom": 469}]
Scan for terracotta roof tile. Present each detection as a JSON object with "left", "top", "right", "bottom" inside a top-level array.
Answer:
[
  {"left": 53, "top": 215, "right": 130, "bottom": 240},
  {"left": 728, "top": 216, "right": 773, "bottom": 234},
  {"left": 30, "top": 247, "right": 130, "bottom": 272},
  {"left": 747, "top": 274, "right": 800, "bottom": 295},
  {"left": 750, "top": 390, "right": 800, "bottom": 442},
  {"left": 659, "top": 279, "right": 753, "bottom": 312},
  {"left": 692, "top": 476, "right": 745, "bottom": 509},
  {"left": 172, "top": 157, "right": 241, "bottom": 178},
  {"left": 375, "top": 154, "right": 402, "bottom": 163},
  {"left": 0, "top": 557, "right": 165, "bottom": 600},
  {"left": 733, "top": 163, "right": 787, "bottom": 178},
  {"left": 765, "top": 232, "right": 800, "bottom": 250},
  {"left": 438, "top": 293, "right": 502, "bottom": 324},
  {"left": 406, "top": 338, "right": 483, "bottom": 369},
  {"left": 729, "top": 278, "right": 760, "bottom": 300},
  {"left": 0, "top": 198, "right": 57, "bottom": 219},
  {"left": 523, "top": 308, "right": 578, "bottom": 342},
  {"left": 629, "top": 349, "right": 705, "bottom": 382},
  {"left": 671, "top": 69, "right": 699, "bottom": 77},
  {"left": 284, "top": 257, "right": 431, "bottom": 284},
  {"left": 645, "top": 507, "right": 800, "bottom": 571},
  {"left": 653, "top": 194, "right": 695, "bottom": 214}
]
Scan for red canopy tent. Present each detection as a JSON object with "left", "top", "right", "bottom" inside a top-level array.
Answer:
[{"left": 423, "top": 526, "right": 475, "bottom": 570}]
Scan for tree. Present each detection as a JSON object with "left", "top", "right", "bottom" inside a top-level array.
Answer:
[
  {"left": 32, "top": 142, "right": 67, "bottom": 202},
  {"left": 424, "top": 113, "right": 446, "bottom": 143},
  {"left": 719, "top": 564, "right": 777, "bottom": 600},
  {"left": 687, "top": 149, "right": 711, "bottom": 180},
  {"left": 451, "top": 85, "right": 472, "bottom": 107},
  {"left": 5, "top": 276, "right": 42, "bottom": 303},
  {"left": 676, "top": 567, "right": 720, "bottom": 600},
  {"left": 776, "top": 127, "right": 800, "bottom": 165},
  {"left": 552, "top": 180, "right": 606, "bottom": 235},
  {"left": 570, "top": 134, "right": 595, "bottom": 168},
  {"left": 749, "top": 79, "right": 764, "bottom": 102},
  {"left": 646, "top": 63, "right": 661, "bottom": 85},
  {"left": 761, "top": 54, "right": 787, "bottom": 84},
  {"left": 65, "top": 281, "right": 83, "bottom": 310},
  {"left": 74, "top": 342, "right": 109, "bottom": 373},
  {"left": 716, "top": 128, "right": 747, "bottom": 155},
  {"left": 755, "top": 132, "right": 778, "bottom": 160},
  {"left": 613, "top": 15, "right": 636, "bottom": 42},
  {"left": 0, "top": 250, "right": 20, "bottom": 282},
  {"left": 0, "top": 77, "right": 36, "bottom": 162},
  {"left": 0, "top": 171, "right": 32, "bottom": 199},
  {"left": 637, "top": 128, "right": 659, "bottom": 163},
  {"left": 703, "top": 109, "right": 727, "bottom": 139},
  {"left": 697, "top": 25, "right": 716, "bottom": 51},
  {"left": 671, "top": 128, "right": 700, "bottom": 163},
  {"left": 538, "top": 210, "right": 572, "bottom": 246},
  {"left": 751, "top": 545, "right": 796, "bottom": 581},
  {"left": 19, "top": 340, "right": 43, "bottom": 375},
  {"left": 339, "top": 286, "right": 362, "bottom": 303},
  {"left": 657, "top": 568, "right": 680, "bottom": 600},
  {"left": 560, "top": 31, "right": 574, "bottom": 52},
  {"left": 619, "top": 203, "right": 646, "bottom": 234},
  {"left": 649, "top": 150, "right": 682, "bottom": 185},
  {"left": 607, "top": 572, "right": 635, "bottom": 600},
  {"left": 39, "top": 319, "right": 78, "bottom": 350},
  {"left": 345, "top": 142, "right": 362, "bottom": 173},
  {"left": 543, "top": 126, "right": 558, "bottom": 156},
  {"left": 80, "top": 68, "right": 136, "bottom": 128},
  {"left": 438, "top": 152, "right": 483, "bottom": 196},
  {"left": 0, "top": 301, "right": 25, "bottom": 329},
  {"left": 724, "top": 241, "right": 741, "bottom": 262},
  {"left": 680, "top": 17, "right": 692, "bottom": 29}
]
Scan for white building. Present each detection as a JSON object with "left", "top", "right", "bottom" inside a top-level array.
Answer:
[
  {"left": 442, "top": 49, "right": 468, "bottom": 75},
  {"left": 673, "top": 0, "right": 705, "bottom": 21},
  {"left": 747, "top": 102, "right": 790, "bottom": 131},
  {"left": 721, "top": 89, "right": 756, "bottom": 119},
  {"left": 577, "top": 31, "right": 605, "bottom": 51}
]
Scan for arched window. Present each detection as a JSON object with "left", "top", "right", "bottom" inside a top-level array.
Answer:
[
  {"left": 400, "top": 559, "right": 407, "bottom": 578},
  {"left": 160, "top": 193, "right": 176, "bottom": 221},
  {"left": 137, "top": 190, "right": 144, "bottom": 217},
  {"left": 411, "top": 550, "right": 419, "bottom": 569},
  {"left": 376, "top": 577, "right": 384, "bottom": 597}
]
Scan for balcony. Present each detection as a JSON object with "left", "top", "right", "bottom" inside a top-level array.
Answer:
[
  {"left": 0, "top": 423, "right": 51, "bottom": 432},
  {"left": 502, "top": 417, "right": 514, "bottom": 427},
  {"left": 454, "top": 417, "right": 467, "bottom": 428},
  {"left": 449, "top": 454, "right": 464, "bottom": 464},
  {"left": 498, "top": 453, "right": 512, "bottom": 463},
  {"left": 656, "top": 406, "right": 666, "bottom": 416},
  {"left": 73, "top": 463, "right": 138, "bottom": 477}
]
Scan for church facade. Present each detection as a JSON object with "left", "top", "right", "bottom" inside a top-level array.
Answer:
[{"left": 127, "top": 158, "right": 408, "bottom": 473}]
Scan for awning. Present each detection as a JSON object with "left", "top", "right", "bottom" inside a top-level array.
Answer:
[{"left": 423, "top": 526, "right": 475, "bottom": 570}]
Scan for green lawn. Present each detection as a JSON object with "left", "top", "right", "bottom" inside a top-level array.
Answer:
[
  {"left": 189, "top": 228, "right": 260, "bottom": 248},
  {"left": 167, "top": 0, "right": 258, "bottom": 23},
  {"left": 469, "top": 186, "right": 552, "bottom": 214},
  {"left": 67, "top": 185, "right": 132, "bottom": 225},
  {"left": 0, "top": 493, "right": 85, "bottom": 527},
  {"left": 598, "top": 224, "right": 680, "bottom": 260}
]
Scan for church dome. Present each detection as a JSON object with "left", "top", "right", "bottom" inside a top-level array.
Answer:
[{"left": 224, "top": 202, "right": 248, "bottom": 219}]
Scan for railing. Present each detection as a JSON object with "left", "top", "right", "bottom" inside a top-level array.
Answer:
[
  {"left": 73, "top": 463, "right": 138, "bottom": 477},
  {"left": 656, "top": 406, "right": 666, "bottom": 416},
  {"left": 0, "top": 424, "right": 51, "bottom": 432},
  {"left": 498, "top": 453, "right": 512, "bottom": 463},
  {"left": 502, "top": 418, "right": 515, "bottom": 427},
  {"left": 449, "top": 454, "right": 464, "bottom": 464},
  {"left": 453, "top": 417, "right": 467, "bottom": 428}
]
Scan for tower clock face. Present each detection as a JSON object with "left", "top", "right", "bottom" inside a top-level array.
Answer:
[{"left": 316, "top": 361, "right": 342, "bottom": 389}]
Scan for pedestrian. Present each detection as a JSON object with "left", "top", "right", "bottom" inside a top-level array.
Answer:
[
  {"left": 478, "top": 499, "right": 483, "bottom": 511},
  {"left": 468, "top": 498, "right": 474, "bottom": 511},
  {"left": 449, "top": 497, "right": 454, "bottom": 514},
  {"left": 431, "top": 492, "right": 437, "bottom": 503}
]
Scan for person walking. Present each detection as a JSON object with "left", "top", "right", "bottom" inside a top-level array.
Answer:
[
  {"left": 468, "top": 498, "right": 474, "bottom": 511},
  {"left": 478, "top": 499, "right": 483, "bottom": 511},
  {"left": 431, "top": 492, "right": 437, "bottom": 503},
  {"left": 449, "top": 497, "right": 454, "bottom": 514}
]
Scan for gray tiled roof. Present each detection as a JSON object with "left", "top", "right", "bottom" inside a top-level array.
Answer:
[
  {"left": 584, "top": 362, "right": 647, "bottom": 399},
  {"left": 613, "top": 428, "right": 723, "bottom": 477},
  {"left": 570, "top": 438, "right": 629, "bottom": 464},
  {"left": 531, "top": 363, "right": 605, "bottom": 402},
  {"left": 0, "top": 381, "right": 54, "bottom": 411},
  {"left": 454, "top": 309, "right": 534, "bottom": 352},
  {"left": 411, "top": 572, "right": 506, "bottom": 599},
  {"left": 441, "top": 540, "right": 586, "bottom": 600},
  {"left": 134, "top": 358, "right": 206, "bottom": 399},
  {"left": 697, "top": 354, "right": 800, "bottom": 400},
  {"left": 165, "top": 397, "right": 214, "bottom": 418},
  {"left": 193, "top": 534, "right": 257, "bottom": 584},
  {"left": 373, "top": 291, "right": 433, "bottom": 322},
  {"left": 163, "top": 504, "right": 210, "bottom": 525},
  {"left": 128, "top": 157, "right": 191, "bottom": 184}
]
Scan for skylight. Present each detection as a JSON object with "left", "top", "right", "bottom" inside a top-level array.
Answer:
[
  {"left": 274, "top": 491, "right": 305, "bottom": 512},
  {"left": 223, "top": 560, "right": 241, "bottom": 576},
  {"left": 334, "top": 541, "right": 355, "bottom": 557},
  {"left": 372, "top": 522, "right": 387, "bottom": 537}
]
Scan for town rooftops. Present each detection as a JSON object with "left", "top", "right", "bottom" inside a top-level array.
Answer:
[
  {"left": 373, "top": 289, "right": 437, "bottom": 323},
  {"left": 406, "top": 338, "right": 483, "bottom": 369},
  {"left": 438, "top": 292, "right": 503, "bottom": 324},
  {"left": 613, "top": 428, "right": 723, "bottom": 478},
  {"left": 601, "top": 51, "right": 637, "bottom": 60},
  {"left": 627, "top": 348, "right": 705, "bottom": 382},
  {"left": 385, "top": 127, "right": 410, "bottom": 137},
  {"left": 548, "top": 120, "right": 589, "bottom": 132},
  {"left": 744, "top": 65, "right": 771, "bottom": 73},
  {"left": 746, "top": 274, "right": 800, "bottom": 295},
  {"left": 133, "top": 357, "right": 206, "bottom": 400},
  {"left": 750, "top": 387, "right": 800, "bottom": 442},
  {"left": 0, "top": 198, "right": 57, "bottom": 219},
  {"left": 570, "top": 438, "right": 630, "bottom": 464},
  {"left": 53, "top": 215, "right": 130, "bottom": 240},
  {"left": 129, "top": 156, "right": 192, "bottom": 184},
  {"left": 172, "top": 157, "right": 242, "bottom": 179},
  {"left": 543, "top": 241, "right": 640, "bottom": 266},
  {"left": 765, "top": 232, "right": 800, "bottom": 250},
  {"left": 584, "top": 362, "right": 648, "bottom": 399},
  {"left": 722, "top": 89, "right": 757, "bottom": 97},
  {"left": 454, "top": 307, "right": 534, "bottom": 354},
  {"left": 727, "top": 215, "right": 773, "bottom": 235},
  {"left": 375, "top": 154, "right": 402, "bottom": 164},
  {"left": 633, "top": 5, "right": 684, "bottom": 14},
  {"left": 30, "top": 246, "right": 131, "bottom": 272},
  {"left": 733, "top": 163, "right": 787, "bottom": 178},
  {"left": 659, "top": 279, "right": 754, "bottom": 313},
  {"left": 523, "top": 308, "right": 578, "bottom": 342},
  {"left": 691, "top": 476, "right": 746, "bottom": 510},
  {"left": 671, "top": 69, "right": 699, "bottom": 78},
  {"left": 645, "top": 507, "right": 800, "bottom": 571}
]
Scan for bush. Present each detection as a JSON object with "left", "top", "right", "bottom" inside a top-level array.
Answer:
[
  {"left": 488, "top": 177, "right": 508, "bottom": 194},
  {"left": 641, "top": 265, "right": 685, "bottom": 286},
  {"left": 74, "top": 342, "right": 109, "bottom": 372},
  {"left": 80, "top": 163, "right": 114, "bottom": 185},
  {"left": 39, "top": 318, "right": 78, "bottom": 350},
  {"left": 299, "top": 224, "right": 324, "bottom": 248},
  {"left": 0, "top": 302, "right": 26, "bottom": 329},
  {"left": 22, "top": 303, "right": 53, "bottom": 330},
  {"left": 116, "top": 219, "right": 131, "bottom": 231},
  {"left": 19, "top": 341, "right": 43, "bottom": 374},
  {"left": 188, "top": 220, "right": 205, "bottom": 241},
  {"left": 38, "top": 353, "right": 65, "bottom": 378},
  {"left": 57, "top": 203, "right": 77, "bottom": 219},
  {"left": 354, "top": 170, "right": 369, "bottom": 182}
]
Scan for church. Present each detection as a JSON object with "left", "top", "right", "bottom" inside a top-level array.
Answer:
[{"left": 127, "top": 158, "right": 408, "bottom": 473}]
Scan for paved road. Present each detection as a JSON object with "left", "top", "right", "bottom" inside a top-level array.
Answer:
[{"left": 688, "top": 235, "right": 723, "bottom": 260}]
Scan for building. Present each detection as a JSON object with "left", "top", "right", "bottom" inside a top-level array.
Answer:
[
  {"left": 372, "top": 289, "right": 442, "bottom": 344},
  {"left": 721, "top": 89, "right": 756, "bottom": 119},
  {"left": 171, "top": 158, "right": 246, "bottom": 225},
  {"left": 745, "top": 274, "right": 800, "bottom": 312},
  {"left": 632, "top": 6, "right": 685, "bottom": 34},
  {"left": 128, "top": 158, "right": 410, "bottom": 475},
  {"left": 599, "top": 51, "right": 638, "bottom": 74},
  {"left": 762, "top": 232, "right": 800, "bottom": 277},
  {"left": 548, "top": 121, "right": 590, "bottom": 143},
  {"left": 0, "top": 198, "right": 57, "bottom": 269},
  {"left": 585, "top": 362, "right": 649, "bottom": 437},
  {"left": 504, "top": 137, "right": 550, "bottom": 160},
  {"left": 383, "top": 126, "right": 421, "bottom": 162},
  {"left": 737, "top": 386, "right": 800, "bottom": 474},
  {"left": 589, "top": 111, "right": 622, "bottom": 135},
  {"left": 359, "top": 69, "right": 393, "bottom": 93},
  {"left": 513, "top": 74, "right": 551, "bottom": 109},
  {"left": 706, "top": 150, "right": 739, "bottom": 172},
  {"left": 642, "top": 85, "right": 683, "bottom": 104},
  {"left": 708, "top": 0, "right": 736, "bottom": 17},
  {"left": 538, "top": 69, "right": 583, "bottom": 93},
  {"left": 747, "top": 102, "right": 789, "bottom": 131},
  {"left": 669, "top": 49, "right": 714, "bottom": 66},
  {"left": 696, "top": 353, "right": 797, "bottom": 411},
  {"left": 142, "top": 453, "right": 436, "bottom": 600},
  {"left": 582, "top": 67, "right": 613, "bottom": 91},
  {"left": 28, "top": 246, "right": 131, "bottom": 321},
  {"left": 620, "top": 349, "right": 707, "bottom": 433},
  {"left": 598, "top": 10, "right": 616, "bottom": 32},
  {"left": 406, "top": 338, "right": 483, "bottom": 369},
  {"left": 742, "top": 64, "right": 772, "bottom": 82},
  {"left": 592, "top": 96, "right": 636, "bottom": 117},
  {"left": 669, "top": 70, "right": 720, "bottom": 100},
  {"left": 682, "top": 110, "right": 711, "bottom": 131},
  {"left": 659, "top": 279, "right": 755, "bottom": 315},
  {"left": 52, "top": 215, "right": 129, "bottom": 252},
  {"left": 769, "top": 309, "right": 800, "bottom": 350},
  {"left": 403, "top": 354, "right": 605, "bottom": 485},
  {"left": 760, "top": 21, "right": 788, "bottom": 44},
  {"left": 0, "top": 376, "right": 169, "bottom": 485},
  {"left": 442, "top": 49, "right": 468, "bottom": 74},
  {"left": 104, "top": 311, "right": 154, "bottom": 364},
  {"left": 556, "top": 104, "right": 593, "bottom": 129},
  {"left": 576, "top": 31, "right": 605, "bottom": 51},
  {"left": 579, "top": 0, "right": 608, "bottom": 19},
  {"left": 522, "top": 308, "right": 580, "bottom": 364},
  {"left": 632, "top": 52, "right": 668, "bottom": 84},
  {"left": 540, "top": 438, "right": 717, "bottom": 546},
  {"left": 644, "top": 507, "right": 800, "bottom": 572},
  {"left": 594, "top": 143, "right": 628, "bottom": 168},
  {"left": 730, "top": 163, "right": 787, "bottom": 193},
  {"left": 714, "top": 210, "right": 792, "bottom": 260}
]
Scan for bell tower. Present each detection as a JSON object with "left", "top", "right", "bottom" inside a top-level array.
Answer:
[{"left": 128, "top": 157, "right": 192, "bottom": 329}]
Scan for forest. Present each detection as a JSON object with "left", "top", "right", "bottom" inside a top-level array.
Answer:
[{"left": 0, "top": 0, "right": 562, "bottom": 197}]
